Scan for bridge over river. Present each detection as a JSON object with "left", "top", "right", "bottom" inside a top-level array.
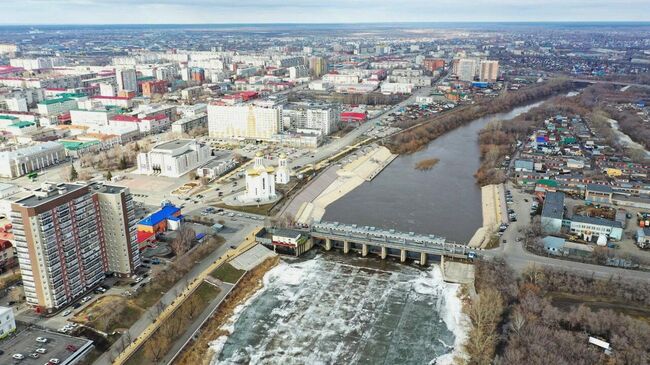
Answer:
[{"left": 310, "top": 221, "right": 480, "bottom": 264}]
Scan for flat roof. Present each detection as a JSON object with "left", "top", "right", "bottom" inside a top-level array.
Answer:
[
  {"left": 138, "top": 204, "right": 180, "bottom": 226},
  {"left": 572, "top": 215, "right": 622, "bottom": 228},
  {"left": 152, "top": 139, "right": 194, "bottom": 151},
  {"left": 587, "top": 183, "right": 614, "bottom": 193},
  {"left": 14, "top": 183, "right": 86, "bottom": 208},
  {"left": 542, "top": 191, "right": 565, "bottom": 220},
  {"left": 0, "top": 327, "right": 93, "bottom": 365}
]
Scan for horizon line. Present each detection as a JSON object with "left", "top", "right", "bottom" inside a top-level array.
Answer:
[{"left": 1, "top": 20, "right": 650, "bottom": 27}]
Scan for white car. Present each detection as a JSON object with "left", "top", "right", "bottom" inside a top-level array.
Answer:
[
  {"left": 49, "top": 359, "right": 60, "bottom": 364},
  {"left": 62, "top": 309, "right": 71, "bottom": 316},
  {"left": 81, "top": 296, "right": 92, "bottom": 303},
  {"left": 12, "top": 353, "right": 24, "bottom": 360},
  {"left": 35, "top": 348, "right": 47, "bottom": 354},
  {"left": 36, "top": 337, "right": 48, "bottom": 343}
]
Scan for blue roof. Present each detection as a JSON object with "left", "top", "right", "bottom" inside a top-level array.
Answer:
[{"left": 138, "top": 204, "right": 180, "bottom": 226}]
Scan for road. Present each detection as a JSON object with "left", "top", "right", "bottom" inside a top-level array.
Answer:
[
  {"left": 93, "top": 222, "right": 256, "bottom": 365},
  {"left": 480, "top": 183, "right": 650, "bottom": 282}
]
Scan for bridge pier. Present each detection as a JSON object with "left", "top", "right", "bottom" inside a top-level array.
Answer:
[
  {"left": 420, "top": 252, "right": 427, "bottom": 266},
  {"left": 380, "top": 246, "right": 387, "bottom": 259},
  {"left": 343, "top": 240, "right": 350, "bottom": 254},
  {"left": 362, "top": 244, "right": 368, "bottom": 257},
  {"left": 325, "top": 238, "right": 332, "bottom": 251},
  {"left": 400, "top": 249, "right": 406, "bottom": 263}
]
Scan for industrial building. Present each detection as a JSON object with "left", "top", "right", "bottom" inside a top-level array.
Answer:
[{"left": 541, "top": 191, "right": 565, "bottom": 234}]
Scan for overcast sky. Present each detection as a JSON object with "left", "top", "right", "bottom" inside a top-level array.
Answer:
[{"left": 1, "top": 0, "right": 649, "bottom": 24}]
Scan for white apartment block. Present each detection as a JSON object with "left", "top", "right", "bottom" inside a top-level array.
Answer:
[
  {"left": 322, "top": 73, "right": 360, "bottom": 84},
  {"left": 0, "top": 142, "right": 66, "bottom": 178},
  {"left": 208, "top": 104, "right": 282, "bottom": 140},
  {"left": 457, "top": 58, "right": 479, "bottom": 82},
  {"left": 137, "top": 139, "right": 212, "bottom": 177},
  {"left": 37, "top": 97, "right": 80, "bottom": 116}
]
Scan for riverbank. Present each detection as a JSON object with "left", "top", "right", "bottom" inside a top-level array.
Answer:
[
  {"left": 469, "top": 184, "right": 506, "bottom": 249},
  {"left": 294, "top": 146, "right": 397, "bottom": 224}
]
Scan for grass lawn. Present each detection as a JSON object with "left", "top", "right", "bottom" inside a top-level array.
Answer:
[
  {"left": 213, "top": 202, "right": 275, "bottom": 216},
  {"left": 210, "top": 263, "right": 246, "bottom": 284}
]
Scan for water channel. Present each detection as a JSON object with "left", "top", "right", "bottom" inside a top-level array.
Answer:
[{"left": 324, "top": 99, "right": 550, "bottom": 243}]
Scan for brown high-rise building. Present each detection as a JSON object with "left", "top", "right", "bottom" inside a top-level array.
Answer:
[{"left": 10, "top": 182, "right": 140, "bottom": 313}]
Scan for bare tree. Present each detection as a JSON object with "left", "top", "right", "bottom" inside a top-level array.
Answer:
[{"left": 171, "top": 226, "right": 196, "bottom": 256}]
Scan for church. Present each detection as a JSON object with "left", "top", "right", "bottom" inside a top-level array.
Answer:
[{"left": 242, "top": 152, "right": 277, "bottom": 203}]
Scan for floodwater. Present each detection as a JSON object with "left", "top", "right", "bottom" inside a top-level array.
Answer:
[
  {"left": 324, "top": 100, "right": 549, "bottom": 243},
  {"left": 210, "top": 255, "right": 466, "bottom": 365}
]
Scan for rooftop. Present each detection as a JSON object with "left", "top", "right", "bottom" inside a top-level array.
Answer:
[
  {"left": 152, "top": 139, "right": 194, "bottom": 152},
  {"left": 542, "top": 191, "right": 565, "bottom": 220},
  {"left": 14, "top": 183, "right": 87, "bottom": 208},
  {"left": 571, "top": 214, "right": 622, "bottom": 228},
  {"left": 587, "top": 183, "right": 614, "bottom": 193},
  {"left": 138, "top": 204, "right": 181, "bottom": 226}
]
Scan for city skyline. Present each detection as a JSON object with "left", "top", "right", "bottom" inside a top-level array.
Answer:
[{"left": 1, "top": 0, "right": 649, "bottom": 25}]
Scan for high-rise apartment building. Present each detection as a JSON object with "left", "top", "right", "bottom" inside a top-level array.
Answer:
[
  {"left": 10, "top": 182, "right": 140, "bottom": 313},
  {"left": 116, "top": 68, "right": 137, "bottom": 92},
  {"left": 308, "top": 56, "right": 328, "bottom": 78},
  {"left": 479, "top": 60, "right": 499, "bottom": 82},
  {"left": 208, "top": 104, "right": 281, "bottom": 140},
  {"left": 457, "top": 59, "right": 478, "bottom": 82}
]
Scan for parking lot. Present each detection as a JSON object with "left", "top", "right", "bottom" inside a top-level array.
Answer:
[{"left": 0, "top": 327, "right": 92, "bottom": 365}]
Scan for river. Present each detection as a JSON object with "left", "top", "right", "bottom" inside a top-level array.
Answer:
[
  {"left": 323, "top": 100, "right": 549, "bottom": 243},
  {"left": 210, "top": 254, "right": 466, "bottom": 365}
]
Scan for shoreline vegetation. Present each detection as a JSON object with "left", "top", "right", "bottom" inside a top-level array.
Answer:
[
  {"left": 174, "top": 256, "right": 280, "bottom": 365},
  {"left": 459, "top": 259, "right": 650, "bottom": 365},
  {"left": 414, "top": 158, "right": 440, "bottom": 170},
  {"left": 474, "top": 84, "right": 650, "bottom": 186},
  {"left": 387, "top": 79, "right": 575, "bottom": 155}
]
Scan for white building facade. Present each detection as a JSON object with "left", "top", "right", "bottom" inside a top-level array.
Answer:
[
  {"left": 137, "top": 139, "right": 212, "bottom": 177},
  {"left": 208, "top": 104, "right": 281, "bottom": 140}
]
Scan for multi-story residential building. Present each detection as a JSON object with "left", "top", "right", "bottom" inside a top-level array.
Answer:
[
  {"left": 0, "top": 142, "right": 66, "bottom": 178},
  {"left": 115, "top": 68, "right": 137, "bottom": 92},
  {"left": 479, "top": 60, "right": 499, "bottom": 82},
  {"left": 95, "top": 185, "right": 141, "bottom": 277},
  {"left": 457, "top": 58, "right": 478, "bottom": 82},
  {"left": 171, "top": 113, "right": 208, "bottom": 134},
  {"left": 9, "top": 182, "right": 141, "bottom": 313},
  {"left": 283, "top": 104, "right": 339, "bottom": 136},
  {"left": 141, "top": 80, "right": 167, "bottom": 97},
  {"left": 37, "top": 97, "right": 80, "bottom": 116},
  {"left": 308, "top": 56, "right": 328, "bottom": 77},
  {"left": 208, "top": 104, "right": 282, "bottom": 140},
  {"left": 136, "top": 139, "right": 212, "bottom": 177}
]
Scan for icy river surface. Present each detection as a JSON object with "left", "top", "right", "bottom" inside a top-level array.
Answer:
[{"left": 209, "top": 254, "right": 467, "bottom": 365}]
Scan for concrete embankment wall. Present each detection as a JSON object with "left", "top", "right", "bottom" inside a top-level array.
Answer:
[
  {"left": 295, "top": 146, "right": 397, "bottom": 224},
  {"left": 468, "top": 184, "right": 506, "bottom": 248}
]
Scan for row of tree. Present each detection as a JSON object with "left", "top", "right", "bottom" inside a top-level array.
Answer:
[{"left": 388, "top": 79, "right": 575, "bottom": 154}]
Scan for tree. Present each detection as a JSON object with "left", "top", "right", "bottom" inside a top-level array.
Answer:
[
  {"left": 69, "top": 164, "right": 78, "bottom": 181},
  {"left": 105, "top": 171, "right": 113, "bottom": 181},
  {"left": 118, "top": 156, "right": 129, "bottom": 170},
  {"left": 170, "top": 226, "right": 195, "bottom": 256},
  {"left": 144, "top": 334, "right": 169, "bottom": 362}
]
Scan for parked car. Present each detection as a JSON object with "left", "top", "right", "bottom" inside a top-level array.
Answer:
[
  {"left": 36, "top": 348, "right": 47, "bottom": 354},
  {"left": 36, "top": 337, "right": 48, "bottom": 343},
  {"left": 62, "top": 309, "right": 71, "bottom": 316},
  {"left": 12, "top": 354, "right": 24, "bottom": 360}
]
